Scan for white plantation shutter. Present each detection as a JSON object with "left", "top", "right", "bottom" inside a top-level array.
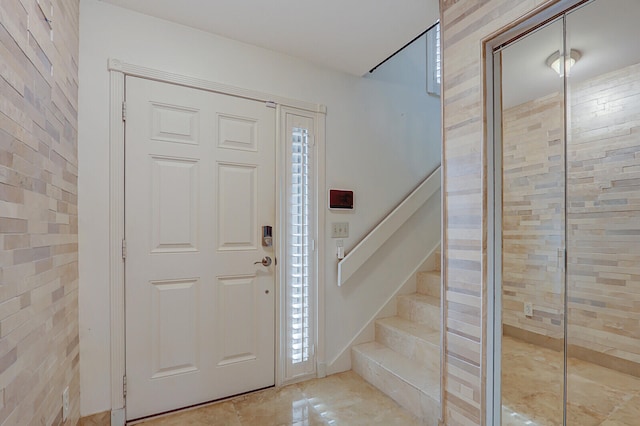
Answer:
[
  {"left": 290, "top": 127, "right": 310, "bottom": 364},
  {"left": 435, "top": 23, "right": 441, "bottom": 85},
  {"left": 285, "top": 113, "right": 316, "bottom": 380},
  {"left": 427, "top": 22, "right": 441, "bottom": 96}
]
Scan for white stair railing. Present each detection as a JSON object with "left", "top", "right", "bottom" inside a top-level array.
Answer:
[{"left": 337, "top": 165, "right": 441, "bottom": 286}]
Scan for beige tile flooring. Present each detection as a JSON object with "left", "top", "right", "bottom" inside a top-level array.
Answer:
[
  {"left": 87, "top": 337, "right": 640, "bottom": 425},
  {"left": 130, "top": 371, "right": 422, "bottom": 425},
  {"left": 502, "top": 336, "right": 640, "bottom": 425}
]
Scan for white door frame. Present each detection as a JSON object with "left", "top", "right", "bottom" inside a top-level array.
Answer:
[{"left": 107, "top": 59, "right": 326, "bottom": 424}]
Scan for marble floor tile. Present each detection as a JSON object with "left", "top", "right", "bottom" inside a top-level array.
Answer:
[
  {"left": 501, "top": 336, "right": 640, "bottom": 426},
  {"left": 600, "top": 394, "right": 640, "bottom": 426},
  {"left": 133, "top": 371, "right": 421, "bottom": 426},
  {"left": 110, "top": 336, "right": 640, "bottom": 425},
  {"left": 140, "top": 401, "right": 242, "bottom": 426},
  {"left": 79, "top": 411, "right": 111, "bottom": 426}
]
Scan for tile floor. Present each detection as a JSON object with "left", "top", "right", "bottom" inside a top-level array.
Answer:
[
  {"left": 502, "top": 336, "right": 640, "bottom": 425},
  {"left": 99, "top": 336, "right": 639, "bottom": 425},
  {"left": 131, "top": 371, "right": 423, "bottom": 425}
]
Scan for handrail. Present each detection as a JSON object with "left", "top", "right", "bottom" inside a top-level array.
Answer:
[{"left": 337, "top": 165, "right": 441, "bottom": 286}]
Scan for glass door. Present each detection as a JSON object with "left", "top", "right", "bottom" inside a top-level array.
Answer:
[
  {"left": 565, "top": 1, "right": 640, "bottom": 424},
  {"left": 496, "top": 17, "right": 567, "bottom": 426},
  {"left": 494, "top": 1, "right": 640, "bottom": 424}
]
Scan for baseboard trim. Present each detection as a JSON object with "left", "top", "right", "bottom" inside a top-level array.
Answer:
[
  {"left": 503, "top": 325, "right": 563, "bottom": 351},
  {"left": 568, "top": 344, "right": 640, "bottom": 378},
  {"left": 503, "top": 325, "right": 640, "bottom": 378},
  {"left": 111, "top": 408, "right": 125, "bottom": 426},
  {"left": 78, "top": 410, "right": 111, "bottom": 425}
]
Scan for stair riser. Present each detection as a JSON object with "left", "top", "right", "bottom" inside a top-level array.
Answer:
[
  {"left": 398, "top": 297, "right": 440, "bottom": 328},
  {"left": 417, "top": 273, "right": 441, "bottom": 298},
  {"left": 375, "top": 323, "right": 440, "bottom": 371},
  {"left": 352, "top": 349, "right": 423, "bottom": 419},
  {"left": 421, "top": 394, "right": 440, "bottom": 426},
  {"left": 352, "top": 349, "right": 440, "bottom": 426}
]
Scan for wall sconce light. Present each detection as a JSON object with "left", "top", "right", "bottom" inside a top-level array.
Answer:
[{"left": 546, "top": 49, "right": 581, "bottom": 77}]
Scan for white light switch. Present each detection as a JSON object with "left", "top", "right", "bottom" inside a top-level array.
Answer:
[{"left": 331, "top": 222, "right": 349, "bottom": 238}]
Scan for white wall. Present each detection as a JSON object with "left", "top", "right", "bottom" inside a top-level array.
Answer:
[
  {"left": 78, "top": 0, "right": 440, "bottom": 415},
  {"left": 324, "top": 29, "right": 442, "bottom": 373},
  {"left": 326, "top": 193, "right": 442, "bottom": 373}
]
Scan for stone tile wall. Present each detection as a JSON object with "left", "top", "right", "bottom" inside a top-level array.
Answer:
[
  {"left": 440, "top": 0, "right": 553, "bottom": 424},
  {"left": 502, "top": 61, "right": 640, "bottom": 373},
  {"left": 502, "top": 91, "right": 565, "bottom": 341},
  {"left": 0, "top": 0, "right": 80, "bottom": 424},
  {"left": 567, "top": 62, "right": 640, "bottom": 369},
  {"left": 442, "top": 0, "right": 640, "bottom": 422}
]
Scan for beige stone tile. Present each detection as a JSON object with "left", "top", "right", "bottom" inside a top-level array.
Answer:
[
  {"left": 136, "top": 371, "right": 421, "bottom": 426},
  {"left": 298, "top": 371, "right": 373, "bottom": 407},
  {"left": 502, "top": 404, "right": 552, "bottom": 426},
  {"left": 234, "top": 385, "right": 312, "bottom": 425},
  {"left": 601, "top": 394, "right": 640, "bottom": 425},
  {"left": 138, "top": 401, "right": 241, "bottom": 426},
  {"left": 502, "top": 336, "right": 640, "bottom": 426},
  {"left": 566, "top": 374, "right": 631, "bottom": 423},
  {"left": 299, "top": 370, "right": 421, "bottom": 426},
  {"left": 567, "top": 357, "right": 640, "bottom": 393},
  {"left": 502, "top": 338, "right": 564, "bottom": 424},
  {"left": 420, "top": 392, "right": 440, "bottom": 426},
  {"left": 78, "top": 410, "right": 110, "bottom": 425}
]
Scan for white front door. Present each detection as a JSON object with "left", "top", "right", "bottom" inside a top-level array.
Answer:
[{"left": 124, "top": 76, "right": 276, "bottom": 420}]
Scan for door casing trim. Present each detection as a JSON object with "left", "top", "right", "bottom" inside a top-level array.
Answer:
[{"left": 108, "top": 59, "right": 326, "bottom": 422}]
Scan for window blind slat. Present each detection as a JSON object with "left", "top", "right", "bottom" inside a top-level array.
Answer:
[{"left": 285, "top": 123, "right": 315, "bottom": 380}]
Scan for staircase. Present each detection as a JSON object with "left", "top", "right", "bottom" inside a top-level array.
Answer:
[{"left": 352, "top": 251, "right": 441, "bottom": 425}]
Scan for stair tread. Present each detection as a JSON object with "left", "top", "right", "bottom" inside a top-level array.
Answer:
[
  {"left": 398, "top": 293, "right": 440, "bottom": 306},
  {"left": 353, "top": 342, "right": 440, "bottom": 400},
  {"left": 377, "top": 316, "right": 440, "bottom": 346},
  {"left": 417, "top": 270, "right": 441, "bottom": 278}
]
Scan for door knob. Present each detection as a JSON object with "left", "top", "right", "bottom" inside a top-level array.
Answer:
[{"left": 254, "top": 256, "right": 272, "bottom": 267}]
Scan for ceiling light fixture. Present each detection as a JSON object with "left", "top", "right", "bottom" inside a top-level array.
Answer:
[{"left": 546, "top": 49, "right": 581, "bottom": 77}]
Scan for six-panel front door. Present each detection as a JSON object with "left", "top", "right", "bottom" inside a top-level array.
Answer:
[{"left": 124, "top": 76, "right": 276, "bottom": 420}]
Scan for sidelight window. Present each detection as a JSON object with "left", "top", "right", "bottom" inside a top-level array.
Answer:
[{"left": 283, "top": 111, "right": 317, "bottom": 381}]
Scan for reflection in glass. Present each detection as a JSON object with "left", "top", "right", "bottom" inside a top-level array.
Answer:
[
  {"left": 497, "top": 0, "right": 640, "bottom": 424},
  {"left": 566, "top": 1, "right": 640, "bottom": 424},
  {"left": 499, "top": 18, "right": 566, "bottom": 426}
]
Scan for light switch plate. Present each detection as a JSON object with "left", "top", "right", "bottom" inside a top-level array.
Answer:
[{"left": 331, "top": 222, "right": 349, "bottom": 238}]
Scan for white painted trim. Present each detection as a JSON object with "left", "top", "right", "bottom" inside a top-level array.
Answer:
[
  {"left": 109, "top": 70, "right": 126, "bottom": 419},
  {"left": 315, "top": 111, "right": 327, "bottom": 378},
  {"left": 108, "top": 61, "right": 326, "bottom": 414},
  {"left": 426, "top": 23, "right": 441, "bottom": 97},
  {"left": 327, "top": 243, "right": 441, "bottom": 370},
  {"left": 337, "top": 166, "right": 441, "bottom": 286},
  {"left": 108, "top": 58, "right": 327, "bottom": 114},
  {"left": 276, "top": 106, "right": 326, "bottom": 386},
  {"left": 275, "top": 105, "right": 285, "bottom": 387},
  {"left": 110, "top": 408, "right": 125, "bottom": 426}
]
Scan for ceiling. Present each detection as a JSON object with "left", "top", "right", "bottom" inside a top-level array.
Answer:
[
  {"left": 98, "top": 0, "right": 440, "bottom": 76},
  {"left": 502, "top": 0, "right": 640, "bottom": 108}
]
